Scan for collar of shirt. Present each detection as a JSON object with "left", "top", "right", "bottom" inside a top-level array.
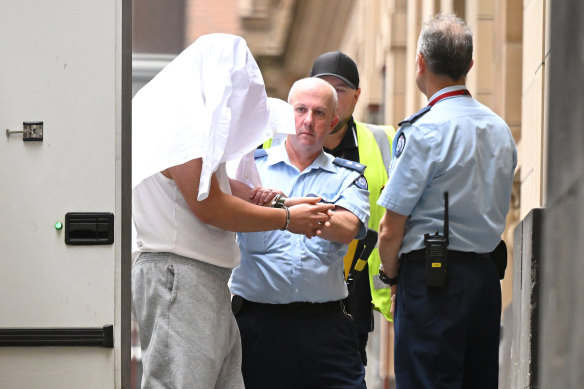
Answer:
[
  {"left": 265, "top": 142, "right": 337, "bottom": 174},
  {"left": 427, "top": 85, "right": 468, "bottom": 105}
]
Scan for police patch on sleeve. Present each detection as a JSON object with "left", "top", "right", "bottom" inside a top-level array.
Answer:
[
  {"left": 353, "top": 175, "right": 368, "bottom": 190},
  {"left": 395, "top": 132, "right": 406, "bottom": 158}
]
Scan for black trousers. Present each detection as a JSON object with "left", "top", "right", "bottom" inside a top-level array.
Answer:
[
  {"left": 234, "top": 298, "right": 367, "bottom": 389},
  {"left": 394, "top": 251, "right": 501, "bottom": 389}
]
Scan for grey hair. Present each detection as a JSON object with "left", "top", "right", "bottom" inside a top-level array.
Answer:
[
  {"left": 288, "top": 77, "right": 338, "bottom": 113},
  {"left": 417, "top": 13, "right": 473, "bottom": 80}
]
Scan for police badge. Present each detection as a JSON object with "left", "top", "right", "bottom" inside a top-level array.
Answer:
[{"left": 395, "top": 132, "right": 406, "bottom": 158}]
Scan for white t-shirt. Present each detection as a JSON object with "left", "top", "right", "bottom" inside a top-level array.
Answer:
[{"left": 132, "top": 163, "right": 241, "bottom": 268}]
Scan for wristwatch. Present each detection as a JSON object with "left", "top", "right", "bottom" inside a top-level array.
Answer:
[{"left": 379, "top": 265, "right": 398, "bottom": 286}]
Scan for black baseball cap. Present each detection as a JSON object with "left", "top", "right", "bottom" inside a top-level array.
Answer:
[{"left": 310, "top": 51, "right": 359, "bottom": 89}]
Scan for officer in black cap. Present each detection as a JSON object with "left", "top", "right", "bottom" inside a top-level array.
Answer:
[{"left": 311, "top": 51, "right": 396, "bottom": 366}]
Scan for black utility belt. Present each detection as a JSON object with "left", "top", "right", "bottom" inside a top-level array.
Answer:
[
  {"left": 402, "top": 248, "right": 493, "bottom": 261},
  {"left": 401, "top": 240, "right": 507, "bottom": 287},
  {"left": 231, "top": 295, "right": 343, "bottom": 316}
]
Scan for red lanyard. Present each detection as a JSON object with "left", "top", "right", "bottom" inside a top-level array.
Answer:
[{"left": 428, "top": 89, "right": 471, "bottom": 106}]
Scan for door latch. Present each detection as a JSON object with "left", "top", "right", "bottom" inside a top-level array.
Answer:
[{"left": 6, "top": 121, "right": 43, "bottom": 141}]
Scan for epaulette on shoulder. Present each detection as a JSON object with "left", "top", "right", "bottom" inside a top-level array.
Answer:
[
  {"left": 398, "top": 105, "right": 431, "bottom": 127},
  {"left": 333, "top": 157, "right": 366, "bottom": 174},
  {"left": 254, "top": 148, "right": 268, "bottom": 159}
]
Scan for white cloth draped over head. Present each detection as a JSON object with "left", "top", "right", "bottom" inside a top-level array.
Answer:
[{"left": 132, "top": 33, "right": 294, "bottom": 200}]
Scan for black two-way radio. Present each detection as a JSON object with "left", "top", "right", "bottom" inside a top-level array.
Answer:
[{"left": 424, "top": 192, "right": 449, "bottom": 287}]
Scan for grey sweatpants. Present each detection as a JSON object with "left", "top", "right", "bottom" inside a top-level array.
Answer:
[{"left": 132, "top": 252, "right": 244, "bottom": 389}]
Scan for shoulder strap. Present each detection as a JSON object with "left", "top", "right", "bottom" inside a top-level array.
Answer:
[
  {"left": 398, "top": 105, "right": 431, "bottom": 127},
  {"left": 332, "top": 157, "right": 366, "bottom": 174}
]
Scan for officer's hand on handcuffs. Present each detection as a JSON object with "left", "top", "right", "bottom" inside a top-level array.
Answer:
[
  {"left": 250, "top": 187, "right": 333, "bottom": 238},
  {"left": 286, "top": 201, "right": 333, "bottom": 238},
  {"left": 249, "top": 186, "right": 285, "bottom": 206},
  {"left": 289, "top": 197, "right": 332, "bottom": 238}
]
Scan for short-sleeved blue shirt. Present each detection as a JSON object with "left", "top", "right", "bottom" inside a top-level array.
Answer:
[
  {"left": 229, "top": 143, "right": 370, "bottom": 304},
  {"left": 377, "top": 86, "right": 517, "bottom": 255}
]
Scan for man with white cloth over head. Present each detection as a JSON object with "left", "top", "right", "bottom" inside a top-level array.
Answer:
[{"left": 132, "top": 34, "right": 334, "bottom": 389}]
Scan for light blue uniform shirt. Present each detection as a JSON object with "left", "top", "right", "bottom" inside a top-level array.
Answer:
[
  {"left": 377, "top": 85, "right": 517, "bottom": 255},
  {"left": 229, "top": 143, "right": 370, "bottom": 304}
]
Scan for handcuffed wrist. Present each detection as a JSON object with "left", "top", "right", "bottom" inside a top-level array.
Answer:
[{"left": 271, "top": 193, "right": 287, "bottom": 208}]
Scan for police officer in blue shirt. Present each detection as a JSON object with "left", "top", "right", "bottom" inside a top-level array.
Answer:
[
  {"left": 229, "top": 77, "right": 370, "bottom": 389},
  {"left": 376, "top": 14, "right": 517, "bottom": 389}
]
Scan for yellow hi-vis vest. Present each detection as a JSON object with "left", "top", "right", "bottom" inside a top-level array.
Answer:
[{"left": 346, "top": 121, "right": 395, "bottom": 321}]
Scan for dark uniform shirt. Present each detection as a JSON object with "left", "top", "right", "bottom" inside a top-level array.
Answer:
[{"left": 324, "top": 117, "right": 360, "bottom": 162}]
